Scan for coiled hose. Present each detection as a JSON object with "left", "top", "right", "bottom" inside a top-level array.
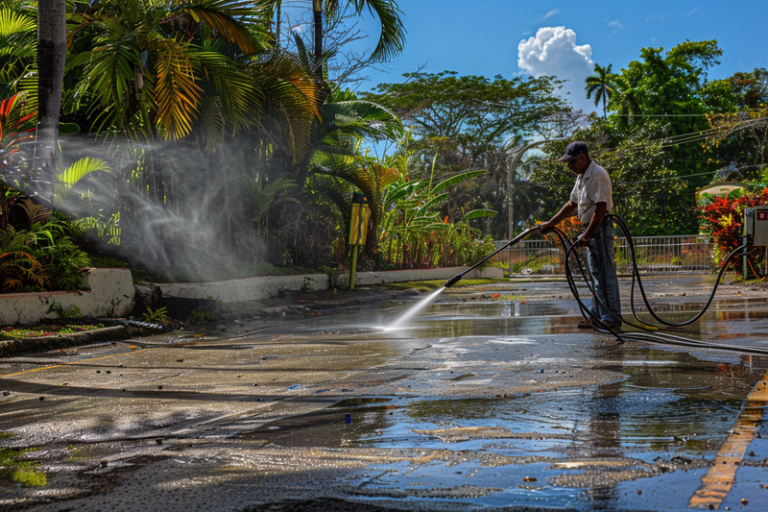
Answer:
[{"left": 551, "top": 219, "right": 768, "bottom": 355}]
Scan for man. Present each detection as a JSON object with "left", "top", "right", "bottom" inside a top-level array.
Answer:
[{"left": 539, "top": 141, "right": 622, "bottom": 329}]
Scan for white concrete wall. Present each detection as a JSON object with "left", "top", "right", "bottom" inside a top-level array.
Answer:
[
  {"left": 155, "top": 267, "right": 503, "bottom": 304},
  {"left": 0, "top": 268, "right": 135, "bottom": 325},
  {"left": 157, "top": 274, "right": 330, "bottom": 304}
]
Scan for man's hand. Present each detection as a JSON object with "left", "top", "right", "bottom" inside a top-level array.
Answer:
[
  {"left": 574, "top": 232, "right": 592, "bottom": 248},
  {"left": 539, "top": 221, "right": 555, "bottom": 234}
]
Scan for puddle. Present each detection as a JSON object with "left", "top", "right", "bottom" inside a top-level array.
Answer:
[{"left": 245, "top": 346, "right": 766, "bottom": 510}]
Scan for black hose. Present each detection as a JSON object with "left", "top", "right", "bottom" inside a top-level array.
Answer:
[
  {"left": 553, "top": 220, "right": 768, "bottom": 355},
  {"left": 612, "top": 213, "right": 747, "bottom": 327},
  {"left": 445, "top": 217, "right": 768, "bottom": 354}
]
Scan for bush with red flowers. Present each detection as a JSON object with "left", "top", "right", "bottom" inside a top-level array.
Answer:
[{"left": 698, "top": 188, "right": 768, "bottom": 274}]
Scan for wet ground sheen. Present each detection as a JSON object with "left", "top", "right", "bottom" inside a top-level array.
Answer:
[{"left": 1, "top": 275, "right": 768, "bottom": 511}]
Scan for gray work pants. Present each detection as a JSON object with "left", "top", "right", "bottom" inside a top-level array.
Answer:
[{"left": 586, "top": 217, "right": 622, "bottom": 323}]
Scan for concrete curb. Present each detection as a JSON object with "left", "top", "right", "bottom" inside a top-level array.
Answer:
[
  {"left": 153, "top": 267, "right": 503, "bottom": 304},
  {"left": 0, "top": 325, "right": 145, "bottom": 358}
]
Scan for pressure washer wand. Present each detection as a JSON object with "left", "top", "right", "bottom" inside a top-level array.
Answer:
[{"left": 443, "top": 226, "right": 542, "bottom": 288}]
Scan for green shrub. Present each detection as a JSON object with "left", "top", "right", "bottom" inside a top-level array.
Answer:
[
  {"left": 187, "top": 308, "right": 216, "bottom": 324},
  {"left": 143, "top": 306, "right": 171, "bottom": 325}
]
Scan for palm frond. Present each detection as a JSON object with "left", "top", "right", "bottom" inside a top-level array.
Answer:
[
  {"left": 192, "top": 44, "right": 264, "bottom": 133},
  {"left": 175, "top": 0, "right": 269, "bottom": 54},
  {"left": 54, "top": 157, "right": 111, "bottom": 202},
  {"left": 153, "top": 37, "right": 204, "bottom": 139},
  {"left": 320, "top": 99, "right": 402, "bottom": 141},
  {"left": 0, "top": 7, "right": 36, "bottom": 38},
  {"left": 431, "top": 169, "right": 487, "bottom": 194},
  {"left": 350, "top": 0, "right": 406, "bottom": 62},
  {"left": 311, "top": 153, "right": 380, "bottom": 225},
  {"left": 251, "top": 50, "right": 319, "bottom": 162},
  {"left": 463, "top": 208, "right": 497, "bottom": 220}
]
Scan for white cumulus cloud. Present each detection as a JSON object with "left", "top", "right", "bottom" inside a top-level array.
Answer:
[{"left": 517, "top": 26, "right": 595, "bottom": 112}]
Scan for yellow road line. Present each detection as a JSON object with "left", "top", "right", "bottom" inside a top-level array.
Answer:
[
  {"left": 2, "top": 347, "right": 150, "bottom": 378},
  {"left": 689, "top": 368, "right": 768, "bottom": 509}
]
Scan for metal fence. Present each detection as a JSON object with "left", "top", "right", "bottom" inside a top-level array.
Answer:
[{"left": 491, "top": 235, "right": 714, "bottom": 275}]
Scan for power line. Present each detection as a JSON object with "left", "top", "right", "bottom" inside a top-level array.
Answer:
[{"left": 609, "top": 113, "right": 710, "bottom": 117}]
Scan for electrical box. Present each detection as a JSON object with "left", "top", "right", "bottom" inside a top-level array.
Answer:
[{"left": 745, "top": 206, "right": 768, "bottom": 246}]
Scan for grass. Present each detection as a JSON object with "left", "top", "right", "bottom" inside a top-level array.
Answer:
[
  {"left": 382, "top": 278, "right": 509, "bottom": 292},
  {"left": 0, "top": 324, "right": 105, "bottom": 340}
]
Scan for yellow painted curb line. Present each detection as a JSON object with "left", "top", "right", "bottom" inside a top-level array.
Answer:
[
  {"left": 3, "top": 347, "right": 149, "bottom": 377},
  {"left": 689, "top": 368, "right": 768, "bottom": 509}
]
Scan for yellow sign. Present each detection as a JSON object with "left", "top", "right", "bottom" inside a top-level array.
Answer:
[{"left": 349, "top": 202, "right": 370, "bottom": 246}]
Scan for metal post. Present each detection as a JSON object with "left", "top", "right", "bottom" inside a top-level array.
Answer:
[
  {"left": 743, "top": 235, "right": 748, "bottom": 283},
  {"left": 350, "top": 246, "right": 358, "bottom": 290}
]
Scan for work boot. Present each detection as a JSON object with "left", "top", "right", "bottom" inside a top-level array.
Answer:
[
  {"left": 597, "top": 319, "right": 622, "bottom": 330},
  {"left": 577, "top": 319, "right": 594, "bottom": 329}
]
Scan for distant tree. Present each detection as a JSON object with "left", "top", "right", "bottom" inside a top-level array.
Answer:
[
  {"left": 362, "top": 71, "right": 565, "bottom": 238},
  {"left": 585, "top": 63, "right": 615, "bottom": 119}
]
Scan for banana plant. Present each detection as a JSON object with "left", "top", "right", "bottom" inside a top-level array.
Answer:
[{"left": 378, "top": 154, "right": 497, "bottom": 268}]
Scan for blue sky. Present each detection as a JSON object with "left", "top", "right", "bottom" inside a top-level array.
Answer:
[{"left": 318, "top": 0, "right": 768, "bottom": 113}]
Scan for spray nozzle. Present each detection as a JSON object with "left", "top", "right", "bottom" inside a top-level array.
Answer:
[{"left": 444, "top": 274, "right": 463, "bottom": 288}]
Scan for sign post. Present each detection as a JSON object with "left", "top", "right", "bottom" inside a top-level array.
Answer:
[{"left": 348, "top": 193, "right": 370, "bottom": 290}]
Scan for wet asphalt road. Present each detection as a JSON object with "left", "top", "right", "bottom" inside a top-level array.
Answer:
[{"left": 1, "top": 275, "right": 768, "bottom": 511}]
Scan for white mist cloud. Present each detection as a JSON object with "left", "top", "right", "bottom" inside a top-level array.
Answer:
[
  {"left": 686, "top": 6, "right": 700, "bottom": 16},
  {"left": 517, "top": 26, "right": 595, "bottom": 112}
]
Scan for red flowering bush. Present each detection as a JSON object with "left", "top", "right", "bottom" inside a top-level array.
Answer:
[{"left": 698, "top": 188, "right": 768, "bottom": 273}]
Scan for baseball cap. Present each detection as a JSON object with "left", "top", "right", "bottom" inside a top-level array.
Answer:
[{"left": 557, "top": 141, "right": 589, "bottom": 162}]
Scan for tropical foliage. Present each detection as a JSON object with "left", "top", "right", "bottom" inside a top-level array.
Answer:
[
  {"left": 698, "top": 189, "right": 768, "bottom": 275},
  {"left": 0, "top": 200, "right": 90, "bottom": 292},
  {"left": 527, "top": 40, "right": 768, "bottom": 241},
  {"left": 5, "top": 0, "right": 768, "bottom": 289}
]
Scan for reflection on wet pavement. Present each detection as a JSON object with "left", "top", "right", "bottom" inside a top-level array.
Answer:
[{"left": 2, "top": 276, "right": 768, "bottom": 511}]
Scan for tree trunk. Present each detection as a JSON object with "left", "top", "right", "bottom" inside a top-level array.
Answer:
[
  {"left": 312, "top": 0, "right": 323, "bottom": 86},
  {"left": 275, "top": 1, "right": 282, "bottom": 47},
  {"left": 35, "top": 0, "right": 67, "bottom": 208}
]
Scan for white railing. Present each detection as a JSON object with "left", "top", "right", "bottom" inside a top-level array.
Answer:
[{"left": 491, "top": 235, "right": 713, "bottom": 275}]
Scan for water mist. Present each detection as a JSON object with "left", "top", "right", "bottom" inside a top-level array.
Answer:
[{"left": 1, "top": 135, "right": 270, "bottom": 283}]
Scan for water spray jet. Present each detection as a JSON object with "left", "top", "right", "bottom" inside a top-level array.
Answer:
[{"left": 388, "top": 226, "right": 544, "bottom": 329}]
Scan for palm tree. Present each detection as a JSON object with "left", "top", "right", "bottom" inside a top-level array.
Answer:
[
  {"left": 307, "top": 88, "right": 402, "bottom": 231},
  {"left": 611, "top": 74, "right": 642, "bottom": 126},
  {"left": 34, "top": 0, "right": 67, "bottom": 208},
  {"left": 585, "top": 63, "right": 615, "bottom": 119},
  {"left": 259, "top": 0, "right": 406, "bottom": 85}
]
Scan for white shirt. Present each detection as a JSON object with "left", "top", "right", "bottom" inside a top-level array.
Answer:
[{"left": 570, "top": 161, "right": 613, "bottom": 225}]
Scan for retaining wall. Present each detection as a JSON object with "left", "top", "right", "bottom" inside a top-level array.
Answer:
[
  {"left": 0, "top": 268, "right": 135, "bottom": 325},
  {"left": 155, "top": 266, "right": 504, "bottom": 304},
  {"left": 157, "top": 274, "right": 330, "bottom": 304}
]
